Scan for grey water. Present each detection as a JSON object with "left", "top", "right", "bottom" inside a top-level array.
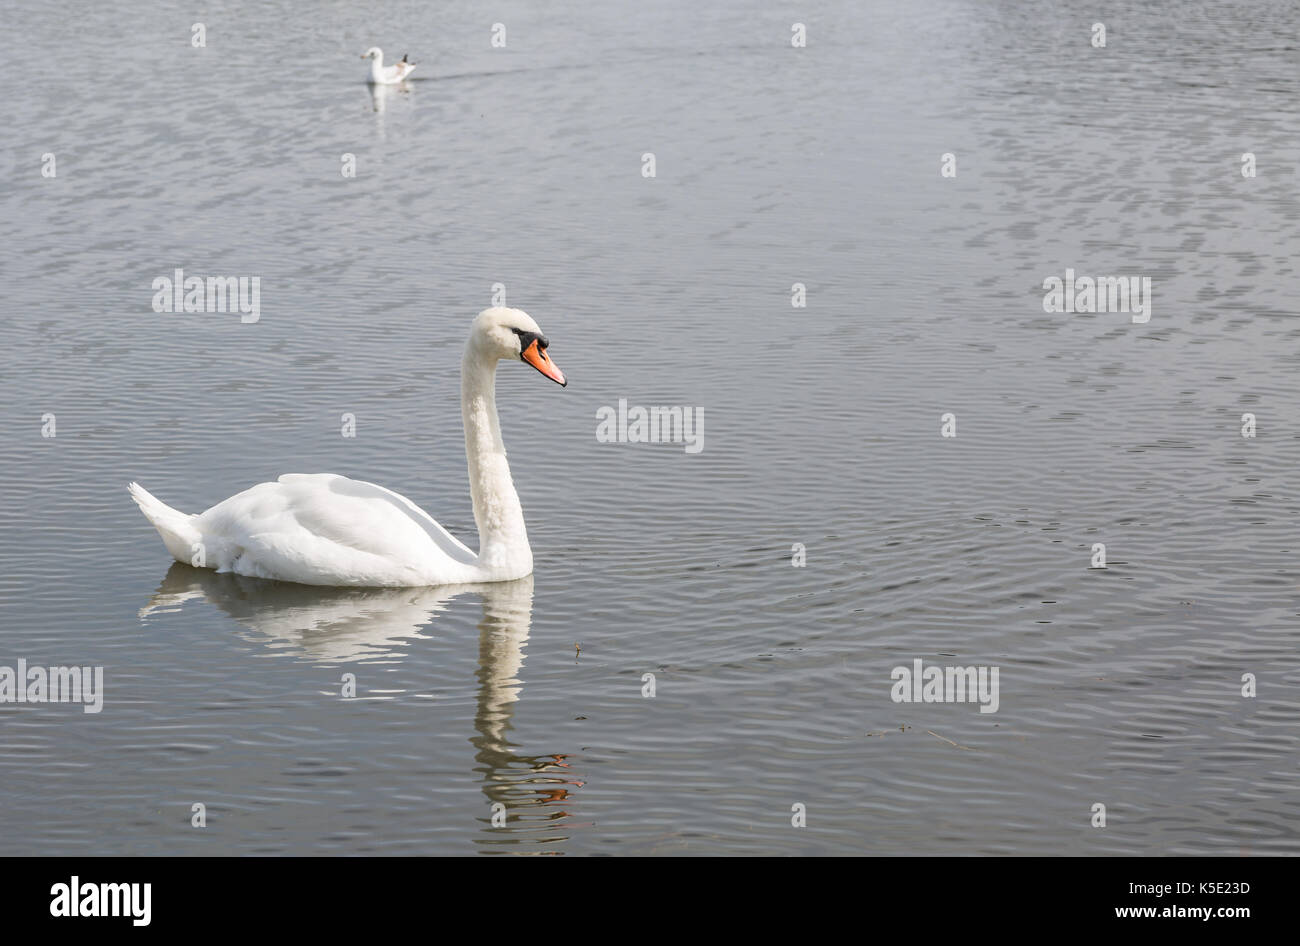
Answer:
[{"left": 2, "top": 0, "right": 1299, "bottom": 855}]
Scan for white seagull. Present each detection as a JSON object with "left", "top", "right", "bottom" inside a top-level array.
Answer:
[{"left": 361, "top": 47, "right": 415, "bottom": 85}]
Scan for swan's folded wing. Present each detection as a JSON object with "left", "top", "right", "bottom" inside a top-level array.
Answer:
[
  {"left": 194, "top": 474, "right": 478, "bottom": 586},
  {"left": 325, "top": 476, "right": 476, "bottom": 562}
]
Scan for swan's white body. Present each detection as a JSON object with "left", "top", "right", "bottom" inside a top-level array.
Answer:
[
  {"left": 130, "top": 308, "right": 566, "bottom": 588},
  {"left": 362, "top": 47, "right": 415, "bottom": 85}
]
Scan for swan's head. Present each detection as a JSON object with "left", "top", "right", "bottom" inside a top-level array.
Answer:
[
  {"left": 470, "top": 307, "right": 566, "bottom": 387},
  {"left": 361, "top": 47, "right": 382, "bottom": 60}
]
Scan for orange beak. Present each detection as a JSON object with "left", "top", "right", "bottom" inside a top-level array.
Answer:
[{"left": 521, "top": 339, "right": 566, "bottom": 386}]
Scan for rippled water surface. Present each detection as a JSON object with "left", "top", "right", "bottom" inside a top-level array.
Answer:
[{"left": 2, "top": 0, "right": 1299, "bottom": 855}]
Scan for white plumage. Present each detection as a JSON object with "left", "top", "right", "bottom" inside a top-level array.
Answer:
[
  {"left": 130, "top": 308, "right": 566, "bottom": 587},
  {"left": 361, "top": 47, "right": 415, "bottom": 85}
]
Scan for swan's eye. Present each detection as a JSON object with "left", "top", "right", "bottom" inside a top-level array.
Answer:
[{"left": 510, "top": 327, "right": 546, "bottom": 354}]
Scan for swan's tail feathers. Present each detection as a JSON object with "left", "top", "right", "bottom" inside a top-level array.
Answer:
[{"left": 128, "top": 482, "right": 202, "bottom": 565}]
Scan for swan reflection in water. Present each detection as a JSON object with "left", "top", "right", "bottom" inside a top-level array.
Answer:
[{"left": 141, "top": 563, "right": 581, "bottom": 851}]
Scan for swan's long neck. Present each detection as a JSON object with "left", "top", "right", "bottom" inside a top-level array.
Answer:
[{"left": 461, "top": 345, "right": 531, "bottom": 575}]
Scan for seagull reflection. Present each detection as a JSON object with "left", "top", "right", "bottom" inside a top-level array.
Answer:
[
  {"left": 140, "top": 563, "right": 582, "bottom": 851},
  {"left": 368, "top": 78, "right": 411, "bottom": 116}
]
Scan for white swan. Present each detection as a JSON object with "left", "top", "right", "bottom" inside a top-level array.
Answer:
[
  {"left": 129, "top": 308, "right": 566, "bottom": 588},
  {"left": 362, "top": 47, "right": 415, "bottom": 85}
]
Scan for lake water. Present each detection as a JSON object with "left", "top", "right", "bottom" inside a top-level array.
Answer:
[{"left": 2, "top": 0, "right": 1298, "bottom": 855}]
